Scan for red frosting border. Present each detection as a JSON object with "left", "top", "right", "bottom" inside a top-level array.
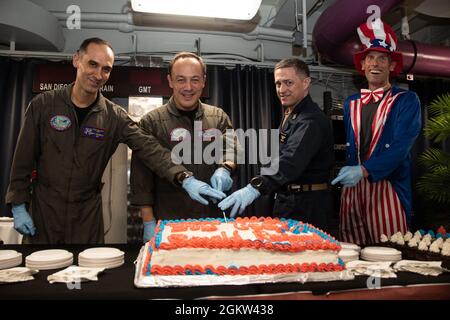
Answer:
[
  {"left": 142, "top": 217, "right": 344, "bottom": 276},
  {"left": 149, "top": 262, "right": 344, "bottom": 276},
  {"left": 156, "top": 217, "right": 340, "bottom": 253}
]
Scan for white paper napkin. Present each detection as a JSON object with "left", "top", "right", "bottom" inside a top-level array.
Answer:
[
  {"left": 0, "top": 267, "right": 38, "bottom": 284},
  {"left": 346, "top": 260, "right": 396, "bottom": 278},
  {"left": 47, "top": 265, "right": 105, "bottom": 284},
  {"left": 393, "top": 260, "right": 444, "bottom": 276}
]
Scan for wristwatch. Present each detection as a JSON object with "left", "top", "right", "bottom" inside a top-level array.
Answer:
[
  {"left": 176, "top": 171, "right": 194, "bottom": 185},
  {"left": 250, "top": 176, "right": 264, "bottom": 191},
  {"left": 219, "top": 163, "right": 235, "bottom": 175}
]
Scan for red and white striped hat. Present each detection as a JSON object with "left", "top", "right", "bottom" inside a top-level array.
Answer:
[{"left": 353, "top": 19, "right": 403, "bottom": 77}]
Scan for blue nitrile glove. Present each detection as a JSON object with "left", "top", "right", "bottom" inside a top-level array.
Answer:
[
  {"left": 11, "top": 204, "right": 36, "bottom": 236},
  {"left": 182, "top": 176, "right": 226, "bottom": 205},
  {"left": 210, "top": 167, "right": 233, "bottom": 192},
  {"left": 143, "top": 220, "right": 156, "bottom": 243},
  {"left": 331, "top": 165, "right": 364, "bottom": 187},
  {"left": 218, "top": 184, "right": 261, "bottom": 218}
]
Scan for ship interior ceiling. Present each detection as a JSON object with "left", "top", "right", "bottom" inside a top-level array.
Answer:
[{"left": 0, "top": 0, "right": 450, "bottom": 242}]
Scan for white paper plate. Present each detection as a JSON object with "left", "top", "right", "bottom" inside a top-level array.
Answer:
[
  {"left": 0, "top": 250, "right": 21, "bottom": 261},
  {"left": 78, "top": 255, "right": 124, "bottom": 264},
  {"left": 0, "top": 255, "right": 22, "bottom": 264},
  {"left": 79, "top": 247, "right": 124, "bottom": 260},
  {"left": 0, "top": 257, "right": 22, "bottom": 270},
  {"left": 26, "top": 256, "right": 73, "bottom": 266},
  {"left": 26, "top": 249, "right": 73, "bottom": 263},
  {"left": 79, "top": 256, "right": 123, "bottom": 264},
  {"left": 78, "top": 259, "right": 124, "bottom": 269},
  {"left": 340, "top": 242, "right": 361, "bottom": 252},
  {"left": 26, "top": 257, "right": 73, "bottom": 270},
  {"left": 338, "top": 249, "right": 359, "bottom": 263},
  {"left": 361, "top": 256, "right": 401, "bottom": 262},
  {"left": 361, "top": 247, "right": 401, "bottom": 256}
]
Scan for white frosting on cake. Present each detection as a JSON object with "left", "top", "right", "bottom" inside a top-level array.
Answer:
[
  {"left": 380, "top": 234, "right": 389, "bottom": 243},
  {"left": 150, "top": 248, "right": 338, "bottom": 268},
  {"left": 418, "top": 240, "right": 429, "bottom": 251},
  {"left": 429, "top": 241, "right": 441, "bottom": 254},
  {"left": 144, "top": 218, "right": 341, "bottom": 276},
  {"left": 433, "top": 238, "right": 444, "bottom": 249},
  {"left": 423, "top": 237, "right": 432, "bottom": 246},
  {"left": 397, "top": 236, "right": 405, "bottom": 246},
  {"left": 160, "top": 222, "right": 314, "bottom": 243},
  {"left": 413, "top": 231, "right": 422, "bottom": 240},
  {"left": 390, "top": 232, "right": 403, "bottom": 244},
  {"left": 403, "top": 231, "right": 413, "bottom": 242},
  {"left": 442, "top": 243, "right": 450, "bottom": 256},
  {"left": 408, "top": 237, "right": 418, "bottom": 248},
  {"left": 153, "top": 221, "right": 337, "bottom": 269}
]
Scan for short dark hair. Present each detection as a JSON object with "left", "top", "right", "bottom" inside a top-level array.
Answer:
[
  {"left": 168, "top": 52, "right": 206, "bottom": 76},
  {"left": 274, "top": 58, "right": 310, "bottom": 78},
  {"left": 78, "top": 37, "right": 114, "bottom": 54}
]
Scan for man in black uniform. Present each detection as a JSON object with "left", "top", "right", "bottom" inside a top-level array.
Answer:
[{"left": 219, "top": 58, "right": 334, "bottom": 230}]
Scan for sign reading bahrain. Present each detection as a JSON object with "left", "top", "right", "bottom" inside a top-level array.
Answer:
[{"left": 32, "top": 64, "right": 209, "bottom": 98}]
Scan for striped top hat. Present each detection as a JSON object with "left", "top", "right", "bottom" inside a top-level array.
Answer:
[{"left": 353, "top": 19, "right": 403, "bottom": 77}]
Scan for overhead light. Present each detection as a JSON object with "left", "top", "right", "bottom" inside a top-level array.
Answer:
[{"left": 130, "top": 0, "right": 262, "bottom": 21}]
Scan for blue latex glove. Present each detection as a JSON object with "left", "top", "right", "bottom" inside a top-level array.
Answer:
[
  {"left": 210, "top": 167, "right": 233, "bottom": 192},
  {"left": 182, "top": 176, "right": 226, "bottom": 205},
  {"left": 331, "top": 165, "right": 364, "bottom": 187},
  {"left": 11, "top": 204, "right": 36, "bottom": 236},
  {"left": 218, "top": 184, "right": 261, "bottom": 218},
  {"left": 143, "top": 220, "right": 156, "bottom": 243}
]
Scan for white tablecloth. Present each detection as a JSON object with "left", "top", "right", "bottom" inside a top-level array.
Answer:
[{"left": 0, "top": 217, "right": 23, "bottom": 244}]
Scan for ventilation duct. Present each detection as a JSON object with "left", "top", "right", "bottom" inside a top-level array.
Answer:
[
  {"left": 313, "top": 0, "right": 450, "bottom": 77},
  {"left": 0, "top": 0, "right": 64, "bottom": 51}
]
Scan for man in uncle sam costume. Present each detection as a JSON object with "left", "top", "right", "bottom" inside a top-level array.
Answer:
[{"left": 331, "top": 19, "right": 422, "bottom": 245}]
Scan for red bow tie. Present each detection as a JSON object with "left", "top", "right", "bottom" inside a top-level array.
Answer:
[{"left": 360, "top": 88, "right": 384, "bottom": 105}]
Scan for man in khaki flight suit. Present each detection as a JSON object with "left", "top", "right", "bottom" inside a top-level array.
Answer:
[
  {"left": 130, "top": 52, "right": 237, "bottom": 243},
  {"left": 6, "top": 39, "right": 225, "bottom": 244}
]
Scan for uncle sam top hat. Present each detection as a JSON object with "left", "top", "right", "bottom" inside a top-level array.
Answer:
[{"left": 353, "top": 18, "right": 403, "bottom": 77}]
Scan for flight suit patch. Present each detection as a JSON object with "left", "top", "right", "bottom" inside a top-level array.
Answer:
[
  {"left": 81, "top": 126, "right": 105, "bottom": 140},
  {"left": 50, "top": 115, "right": 72, "bottom": 131}
]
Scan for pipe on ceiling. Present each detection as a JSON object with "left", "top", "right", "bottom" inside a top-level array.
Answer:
[
  {"left": 50, "top": 12, "right": 308, "bottom": 43},
  {"left": 313, "top": 0, "right": 450, "bottom": 77}
]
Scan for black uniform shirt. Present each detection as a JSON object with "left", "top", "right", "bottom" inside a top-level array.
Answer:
[
  {"left": 259, "top": 95, "right": 335, "bottom": 194},
  {"left": 359, "top": 91, "right": 388, "bottom": 161},
  {"left": 73, "top": 97, "right": 97, "bottom": 127},
  {"left": 178, "top": 107, "right": 199, "bottom": 127}
]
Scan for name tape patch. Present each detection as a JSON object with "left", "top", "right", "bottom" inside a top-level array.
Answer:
[{"left": 81, "top": 126, "right": 106, "bottom": 140}]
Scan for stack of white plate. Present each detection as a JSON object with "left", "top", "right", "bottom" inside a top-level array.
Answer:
[
  {"left": 338, "top": 249, "right": 360, "bottom": 263},
  {"left": 340, "top": 242, "right": 361, "bottom": 252},
  {"left": 25, "top": 249, "right": 73, "bottom": 270},
  {"left": 0, "top": 250, "right": 22, "bottom": 269},
  {"left": 361, "top": 246, "right": 402, "bottom": 262},
  {"left": 78, "top": 247, "right": 124, "bottom": 269}
]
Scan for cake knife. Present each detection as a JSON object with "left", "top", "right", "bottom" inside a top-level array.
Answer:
[{"left": 222, "top": 211, "right": 228, "bottom": 223}]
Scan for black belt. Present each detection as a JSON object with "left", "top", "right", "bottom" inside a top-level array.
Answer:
[{"left": 279, "top": 183, "right": 329, "bottom": 193}]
